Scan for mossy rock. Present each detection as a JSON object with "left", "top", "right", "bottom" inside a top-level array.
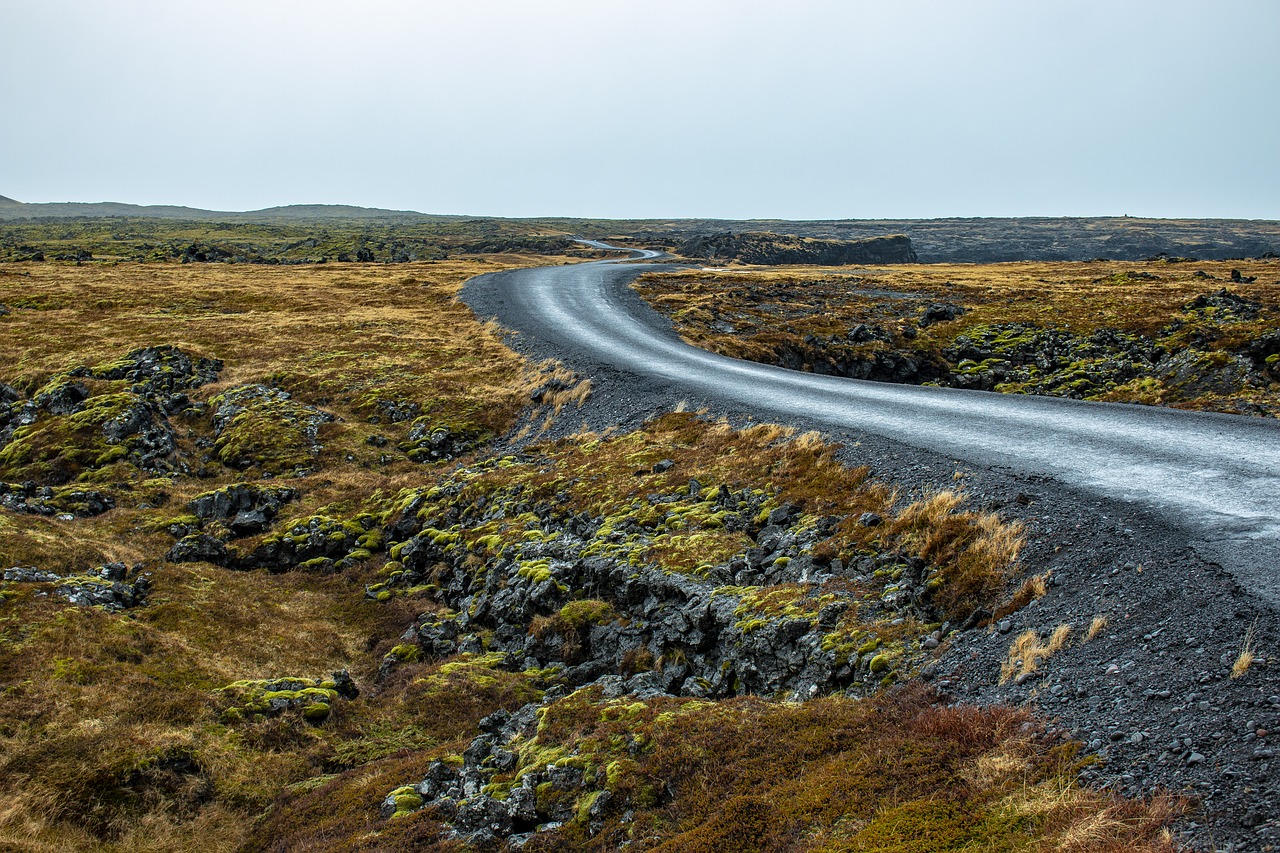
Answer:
[
  {"left": 556, "top": 599, "right": 617, "bottom": 631},
  {"left": 210, "top": 384, "right": 335, "bottom": 474},
  {"left": 301, "top": 702, "right": 331, "bottom": 724},
  {"left": 0, "top": 390, "right": 133, "bottom": 483}
]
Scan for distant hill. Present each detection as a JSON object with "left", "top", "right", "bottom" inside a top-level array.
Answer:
[
  {"left": 0, "top": 197, "right": 445, "bottom": 223},
  {"left": 1, "top": 195, "right": 1277, "bottom": 261}
]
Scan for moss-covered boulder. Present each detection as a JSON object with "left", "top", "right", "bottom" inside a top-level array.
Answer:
[
  {"left": 209, "top": 384, "right": 335, "bottom": 474},
  {"left": 217, "top": 670, "right": 358, "bottom": 725},
  {"left": 90, "top": 345, "right": 222, "bottom": 413},
  {"left": 397, "top": 416, "right": 484, "bottom": 464},
  {"left": 0, "top": 481, "right": 114, "bottom": 517},
  {"left": 2, "top": 562, "right": 150, "bottom": 611},
  {"left": 241, "top": 512, "right": 382, "bottom": 572},
  {"left": 187, "top": 482, "right": 299, "bottom": 536},
  {"left": 0, "top": 346, "right": 222, "bottom": 484}
]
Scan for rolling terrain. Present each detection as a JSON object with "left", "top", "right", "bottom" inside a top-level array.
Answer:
[
  {"left": 2, "top": 194, "right": 1279, "bottom": 263},
  {"left": 0, "top": 227, "right": 1275, "bottom": 851}
]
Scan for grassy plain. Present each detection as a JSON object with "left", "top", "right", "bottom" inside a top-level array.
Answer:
[
  {"left": 0, "top": 217, "right": 583, "bottom": 264},
  {"left": 0, "top": 258, "right": 1185, "bottom": 851}
]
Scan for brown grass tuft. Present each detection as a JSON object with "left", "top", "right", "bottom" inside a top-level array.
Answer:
[
  {"left": 887, "top": 491, "right": 1024, "bottom": 623},
  {"left": 1000, "top": 624, "right": 1072, "bottom": 684},
  {"left": 994, "top": 571, "right": 1050, "bottom": 621},
  {"left": 1232, "top": 619, "right": 1259, "bottom": 679}
]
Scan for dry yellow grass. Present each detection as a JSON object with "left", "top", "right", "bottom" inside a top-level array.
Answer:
[
  {"left": 0, "top": 257, "right": 564, "bottom": 850},
  {"left": 1000, "top": 624, "right": 1073, "bottom": 684},
  {"left": 1004, "top": 772, "right": 1183, "bottom": 853},
  {"left": 1086, "top": 614, "right": 1109, "bottom": 643},
  {"left": 887, "top": 491, "right": 1024, "bottom": 622},
  {"left": 0, "top": 258, "right": 1186, "bottom": 851},
  {"left": 639, "top": 257, "right": 1280, "bottom": 340},
  {"left": 1232, "top": 619, "right": 1259, "bottom": 679},
  {"left": 0, "top": 259, "right": 549, "bottom": 444},
  {"left": 994, "top": 571, "right": 1050, "bottom": 621}
]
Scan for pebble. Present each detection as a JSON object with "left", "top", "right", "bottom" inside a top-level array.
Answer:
[
  {"left": 997, "top": 619, "right": 1012, "bottom": 634},
  {"left": 1188, "top": 752, "right": 1206, "bottom": 765}
]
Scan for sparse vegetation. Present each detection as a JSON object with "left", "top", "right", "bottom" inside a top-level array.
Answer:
[
  {"left": 995, "top": 572, "right": 1050, "bottom": 621},
  {"left": 1232, "top": 619, "right": 1259, "bottom": 679},
  {"left": 635, "top": 258, "right": 1280, "bottom": 416},
  {"left": 342, "top": 684, "right": 1183, "bottom": 853},
  {"left": 0, "top": 216, "right": 595, "bottom": 264},
  {"left": 0, "top": 253, "right": 1190, "bottom": 851},
  {"left": 1000, "top": 624, "right": 1073, "bottom": 684}
]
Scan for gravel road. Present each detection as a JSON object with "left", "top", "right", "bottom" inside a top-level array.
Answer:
[{"left": 465, "top": 249, "right": 1280, "bottom": 605}]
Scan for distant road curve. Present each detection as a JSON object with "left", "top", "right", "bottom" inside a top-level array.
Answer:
[{"left": 463, "top": 244, "right": 1280, "bottom": 603}]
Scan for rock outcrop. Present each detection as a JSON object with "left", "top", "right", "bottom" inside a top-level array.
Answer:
[
  {"left": 0, "top": 346, "right": 223, "bottom": 484},
  {"left": 676, "top": 232, "right": 917, "bottom": 265},
  {"left": 217, "top": 670, "right": 359, "bottom": 725},
  {"left": 208, "top": 384, "right": 336, "bottom": 474},
  {"left": 2, "top": 562, "right": 151, "bottom": 611},
  {"left": 0, "top": 481, "right": 114, "bottom": 517}
]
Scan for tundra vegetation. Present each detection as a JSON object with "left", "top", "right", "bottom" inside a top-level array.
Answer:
[
  {"left": 0, "top": 253, "right": 1184, "bottom": 851},
  {"left": 635, "top": 258, "right": 1280, "bottom": 417}
]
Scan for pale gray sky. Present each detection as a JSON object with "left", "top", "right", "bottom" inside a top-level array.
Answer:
[{"left": 3, "top": 0, "right": 1277, "bottom": 219}]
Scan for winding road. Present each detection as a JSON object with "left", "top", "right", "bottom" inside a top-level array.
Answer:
[{"left": 463, "top": 246, "right": 1280, "bottom": 604}]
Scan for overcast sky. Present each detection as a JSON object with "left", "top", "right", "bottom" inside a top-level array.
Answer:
[{"left": 3, "top": 0, "right": 1278, "bottom": 219}]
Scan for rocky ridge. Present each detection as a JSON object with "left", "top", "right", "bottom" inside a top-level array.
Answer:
[{"left": 676, "top": 232, "right": 917, "bottom": 265}]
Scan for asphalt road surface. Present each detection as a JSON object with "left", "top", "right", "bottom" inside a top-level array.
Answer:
[{"left": 463, "top": 246, "right": 1280, "bottom": 604}]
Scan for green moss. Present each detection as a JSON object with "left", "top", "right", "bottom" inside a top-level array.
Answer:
[
  {"left": 301, "top": 702, "right": 330, "bottom": 723},
  {"left": 0, "top": 387, "right": 138, "bottom": 482},
  {"left": 517, "top": 559, "right": 553, "bottom": 584},
  {"left": 386, "top": 785, "right": 424, "bottom": 819},
  {"left": 556, "top": 599, "right": 617, "bottom": 631},
  {"left": 575, "top": 789, "right": 606, "bottom": 824},
  {"left": 389, "top": 644, "right": 421, "bottom": 662},
  {"left": 210, "top": 391, "right": 331, "bottom": 474}
]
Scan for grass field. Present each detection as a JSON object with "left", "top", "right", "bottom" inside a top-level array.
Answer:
[{"left": 0, "top": 258, "right": 1186, "bottom": 851}]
